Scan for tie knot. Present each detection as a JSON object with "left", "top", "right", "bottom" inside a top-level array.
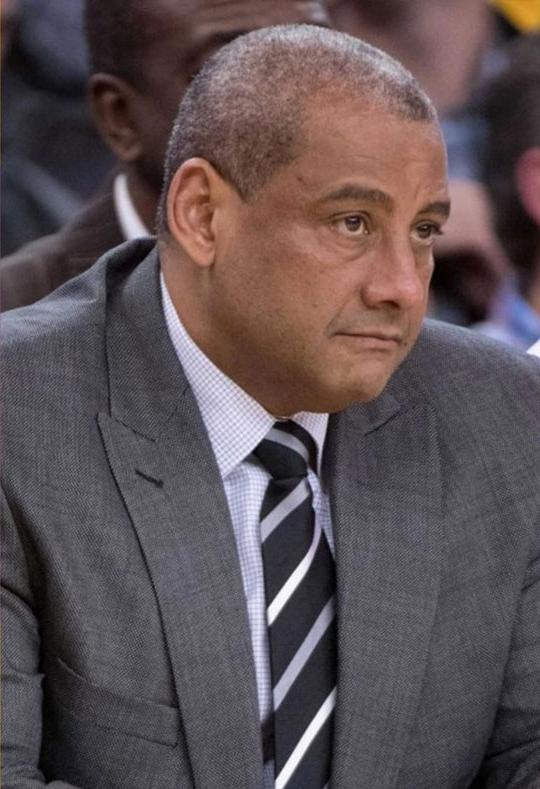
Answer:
[{"left": 253, "top": 421, "right": 317, "bottom": 481}]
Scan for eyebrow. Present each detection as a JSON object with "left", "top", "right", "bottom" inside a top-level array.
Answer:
[
  {"left": 419, "top": 200, "right": 451, "bottom": 219},
  {"left": 319, "top": 185, "right": 394, "bottom": 210},
  {"left": 317, "top": 185, "right": 451, "bottom": 220}
]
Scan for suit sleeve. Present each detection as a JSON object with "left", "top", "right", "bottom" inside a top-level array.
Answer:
[
  {"left": 473, "top": 526, "right": 540, "bottom": 788},
  {"left": 1, "top": 488, "right": 80, "bottom": 788}
]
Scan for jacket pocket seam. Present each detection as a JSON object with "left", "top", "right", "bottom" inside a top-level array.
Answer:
[{"left": 47, "top": 656, "right": 180, "bottom": 747}]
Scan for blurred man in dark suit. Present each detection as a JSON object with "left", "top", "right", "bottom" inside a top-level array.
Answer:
[
  {"left": 1, "top": 0, "right": 114, "bottom": 256},
  {"left": 0, "top": 0, "right": 329, "bottom": 310}
]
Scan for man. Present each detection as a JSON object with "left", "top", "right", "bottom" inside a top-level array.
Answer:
[
  {"left": 0, "top": 0, "right": 329, "bottom": 310},
  {"left": 3, "top": 25, "right": 540, "bottom": 789},
  {"left": 474, "top": 33, "right": 540, "bottom": 350}
]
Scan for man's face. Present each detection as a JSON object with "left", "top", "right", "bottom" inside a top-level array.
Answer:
[
  {"left": 133, "top": 0, "right": 330, "bottom": 190},
  {"left": 202, "top": 98, "right": 449, "bottom": 415}
]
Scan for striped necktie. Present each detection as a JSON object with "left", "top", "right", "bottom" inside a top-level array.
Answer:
[{"left": 253, "top": 420, "right": 336, "bottom": 789}]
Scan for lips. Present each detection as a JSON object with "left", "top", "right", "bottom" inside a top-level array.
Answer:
[
  {"left": 338, "top": 330, "right": 402, "bottom": 342},
  {"left": 334, "top": 331, "right": 403, "bottom": 353},
  {"left": 347, "top": 332, "right": 400, "bottom": 341}
]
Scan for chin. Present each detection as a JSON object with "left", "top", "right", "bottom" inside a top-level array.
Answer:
[
  {"left": 309, "top": 381, "right": 386, "bottom": 414},
  {"left": 320, "top": 365, "right": 396, "bottom": 411},
  {"left": 288, "top": 359, "right": 398, "bottom": 413}
]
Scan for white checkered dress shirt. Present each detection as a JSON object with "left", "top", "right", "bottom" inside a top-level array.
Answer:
[
  {"left": 160, "top": 275, "right": 334, "bottom": 737},
  {"left": 529, "top": 339, "right": 540, "bottom": 358}
]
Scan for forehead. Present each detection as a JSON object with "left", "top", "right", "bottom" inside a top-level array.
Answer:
[{"left": 265, "top": 99, "right": 448, "bottom": 211}]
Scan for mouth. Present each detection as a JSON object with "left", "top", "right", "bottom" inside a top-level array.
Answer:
[{"left": 335, "top": 331, "right": 402, "bottom": 350}]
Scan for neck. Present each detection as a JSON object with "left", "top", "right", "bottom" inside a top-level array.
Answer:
[{"left": 124, "top": 168, "right": 160, "bottom": 233}]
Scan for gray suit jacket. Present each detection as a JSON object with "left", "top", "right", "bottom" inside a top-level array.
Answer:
[{"left": 2, "top": 240, "right": 540, "bottom": 788}]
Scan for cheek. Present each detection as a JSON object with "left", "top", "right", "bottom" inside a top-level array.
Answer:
[
  {"left": 231, "top": 232, "right": 311, "bottom": 314},
  {"left": 264, "top": 231, "right": 350, "bottom": 319},
  {"left": 270, "top": 259, "right": 341, "bottom": 343},
  {"left": 221, "top": 221, "right": 351, "bottom": 350}
]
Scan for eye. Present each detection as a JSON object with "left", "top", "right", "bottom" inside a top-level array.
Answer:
[
  {"left": 413, "top": 222, "right": 443, "bottom": 244},
  {"left": 333, "top": 214, "right": 369, "bottom": 237}
]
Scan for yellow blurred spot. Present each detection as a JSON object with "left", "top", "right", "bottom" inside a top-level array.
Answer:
[{"left": 491, "top": 0, "right": 540, "bottom": 31}]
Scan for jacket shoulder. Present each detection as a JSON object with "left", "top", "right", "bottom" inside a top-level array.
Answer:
[
  {"left": 1, "top": 229, "right": 66, "bottom": 309},
  {"left": 0, "top": 189, "right": 123, "bottom": 311},
  {"left": 392, "top": 319, "right": 540, "bottom": 427},
  {"left": 2, "top": 237, "right": 156, "bottom": 366}
]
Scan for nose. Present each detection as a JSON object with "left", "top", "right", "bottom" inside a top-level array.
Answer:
[{"left": 360, "top": 236, "right": 430, "bottom": 310}]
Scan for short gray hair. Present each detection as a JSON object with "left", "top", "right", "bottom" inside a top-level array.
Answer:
[{"left": 158, "top": 24, "right": 436, "bottom": 232}]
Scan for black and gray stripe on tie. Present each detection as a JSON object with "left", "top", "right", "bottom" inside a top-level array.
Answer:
[{"left": 253, "top": 420, "right": 336, "bottom": 789}]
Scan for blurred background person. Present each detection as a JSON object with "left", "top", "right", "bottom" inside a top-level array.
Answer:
[
  {"left": 328, "top": 0, "right": 520, "bottom": 175},
  {"left": 1, "top": 0, "right": 113, "bottom": 256},
  {"left": 474, "top": 33, "right": 540, "bottom": 349},
  {"left": 1, "top": 0, "right": 18, "bottom": 60},
  {"left": 428, "top": 177, "right": 509, "bottom": 325},
  {"left": 0, "top": 0, "right": 330, "bottom": 310}
]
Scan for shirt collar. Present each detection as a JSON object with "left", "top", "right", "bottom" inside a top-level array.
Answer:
[
  {"left": 529, "top": 339, "right": 540, "bottom": 358},
  {"left": 160, "top": 274, "right": 329, "bottom": 479},
  {"left": 113, "top": 173, "right": 150, "bottom": 241}
]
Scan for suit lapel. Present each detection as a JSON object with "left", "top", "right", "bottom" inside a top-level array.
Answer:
[
  {"left": 98, "top": 249, "right": 263, "bottom": 788},
  {"left": 326, "top": 395, "right": 442, "bottom": 788}
]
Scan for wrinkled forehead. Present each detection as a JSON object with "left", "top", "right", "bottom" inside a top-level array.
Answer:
[{"left": 287, "top": 98, "right": 448, "bottom": 198}]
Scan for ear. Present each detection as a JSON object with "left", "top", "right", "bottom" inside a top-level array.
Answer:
[
  {"left": 88, "top": 73, "right": 143, "bottom": 163},
  {"left": 166, "top": 158, "right": 236, "bottom": 267},
  {"left": 516, "top": 147, "right": 540, "bottom": 226}
]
